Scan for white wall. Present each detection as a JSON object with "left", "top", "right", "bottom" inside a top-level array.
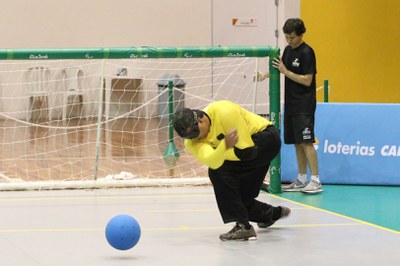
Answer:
[
  {"left": 0, "top": 0, "right": 212, "bottom": 48},
  {"left": 0, "top": 0, "right": 299, "bottom": 49}
]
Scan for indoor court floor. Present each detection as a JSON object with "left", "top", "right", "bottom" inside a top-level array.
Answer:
[{"left": 0, "top": 185, "right": 399, "bottom": 266}]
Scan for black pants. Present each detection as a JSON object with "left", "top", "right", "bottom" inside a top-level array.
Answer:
[{"left": 209, "top": 126, "right": 281, "bottom": 224}]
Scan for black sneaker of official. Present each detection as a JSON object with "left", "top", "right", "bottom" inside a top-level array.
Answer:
[
  {"left": 219, "top": 223, "right": 257, "bottom": 241},
  {"left": 257, "top": 206, "right": 291, "bottom": 229}
]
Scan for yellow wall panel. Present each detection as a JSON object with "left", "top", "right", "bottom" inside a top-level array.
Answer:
[{"left": 301, "top": 0, "right": 400, "bottom": 103}]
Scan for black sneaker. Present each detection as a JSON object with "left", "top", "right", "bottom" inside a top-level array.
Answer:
[
  {"left": 257, "top": 206, "right": 291, "bottom": 228},
  {"left": 219, "top": 223, "right": 257, "bottom": 241}
]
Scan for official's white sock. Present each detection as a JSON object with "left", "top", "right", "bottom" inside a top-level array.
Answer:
[
  {"left": 311, "top": 175, "right": 320, "bottom": 183},
  {"left": 297, "top": 173, "right": 308, "bottom": 184}
]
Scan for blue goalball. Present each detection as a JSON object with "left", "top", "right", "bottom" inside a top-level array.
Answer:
[{"left": 105, "top": 214, "right": 141, "bottom": 250}]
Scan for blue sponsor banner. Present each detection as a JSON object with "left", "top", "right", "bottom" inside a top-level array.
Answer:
[{"left": 281, "top": 103, "right": 400, "bottom": 185}]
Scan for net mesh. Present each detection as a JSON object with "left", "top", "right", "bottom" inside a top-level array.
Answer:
[{"left": 0, "top": 48, "right": 276, "bottom": 190}]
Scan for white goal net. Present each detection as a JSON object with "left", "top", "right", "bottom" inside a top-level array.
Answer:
[{"left": 0, "top": 46, "right": 280, "bottom": 190}]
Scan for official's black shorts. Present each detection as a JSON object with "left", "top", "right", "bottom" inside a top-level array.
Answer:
[{"left": 284, "top": 114, "right": 315, "bottom": 144}]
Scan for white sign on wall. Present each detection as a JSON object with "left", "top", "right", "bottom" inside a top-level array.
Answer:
[{"left": 232, "top": 18, "right": 258, "bottom": 27}]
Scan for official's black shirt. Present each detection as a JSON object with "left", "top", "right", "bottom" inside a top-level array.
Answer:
[{"left": 282, "top": 42, "right": 317, "bottom": 115}]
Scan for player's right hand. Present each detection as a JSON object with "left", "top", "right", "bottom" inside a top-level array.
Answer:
[{"left": 225, "top": 129, "right": 238, "bottom": 149}]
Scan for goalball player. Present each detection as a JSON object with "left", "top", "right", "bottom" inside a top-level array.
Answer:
[{"left": 173, "top": 100, "right": 291, "bottom": 241}]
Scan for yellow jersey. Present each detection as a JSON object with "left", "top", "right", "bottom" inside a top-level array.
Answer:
[{"left": 184, "top": 101, "right": 273, "bottom": 169}]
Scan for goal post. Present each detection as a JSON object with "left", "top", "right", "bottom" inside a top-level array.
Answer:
[{"left": 0, "top": 46, "right": 281, "bottom": 192}]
